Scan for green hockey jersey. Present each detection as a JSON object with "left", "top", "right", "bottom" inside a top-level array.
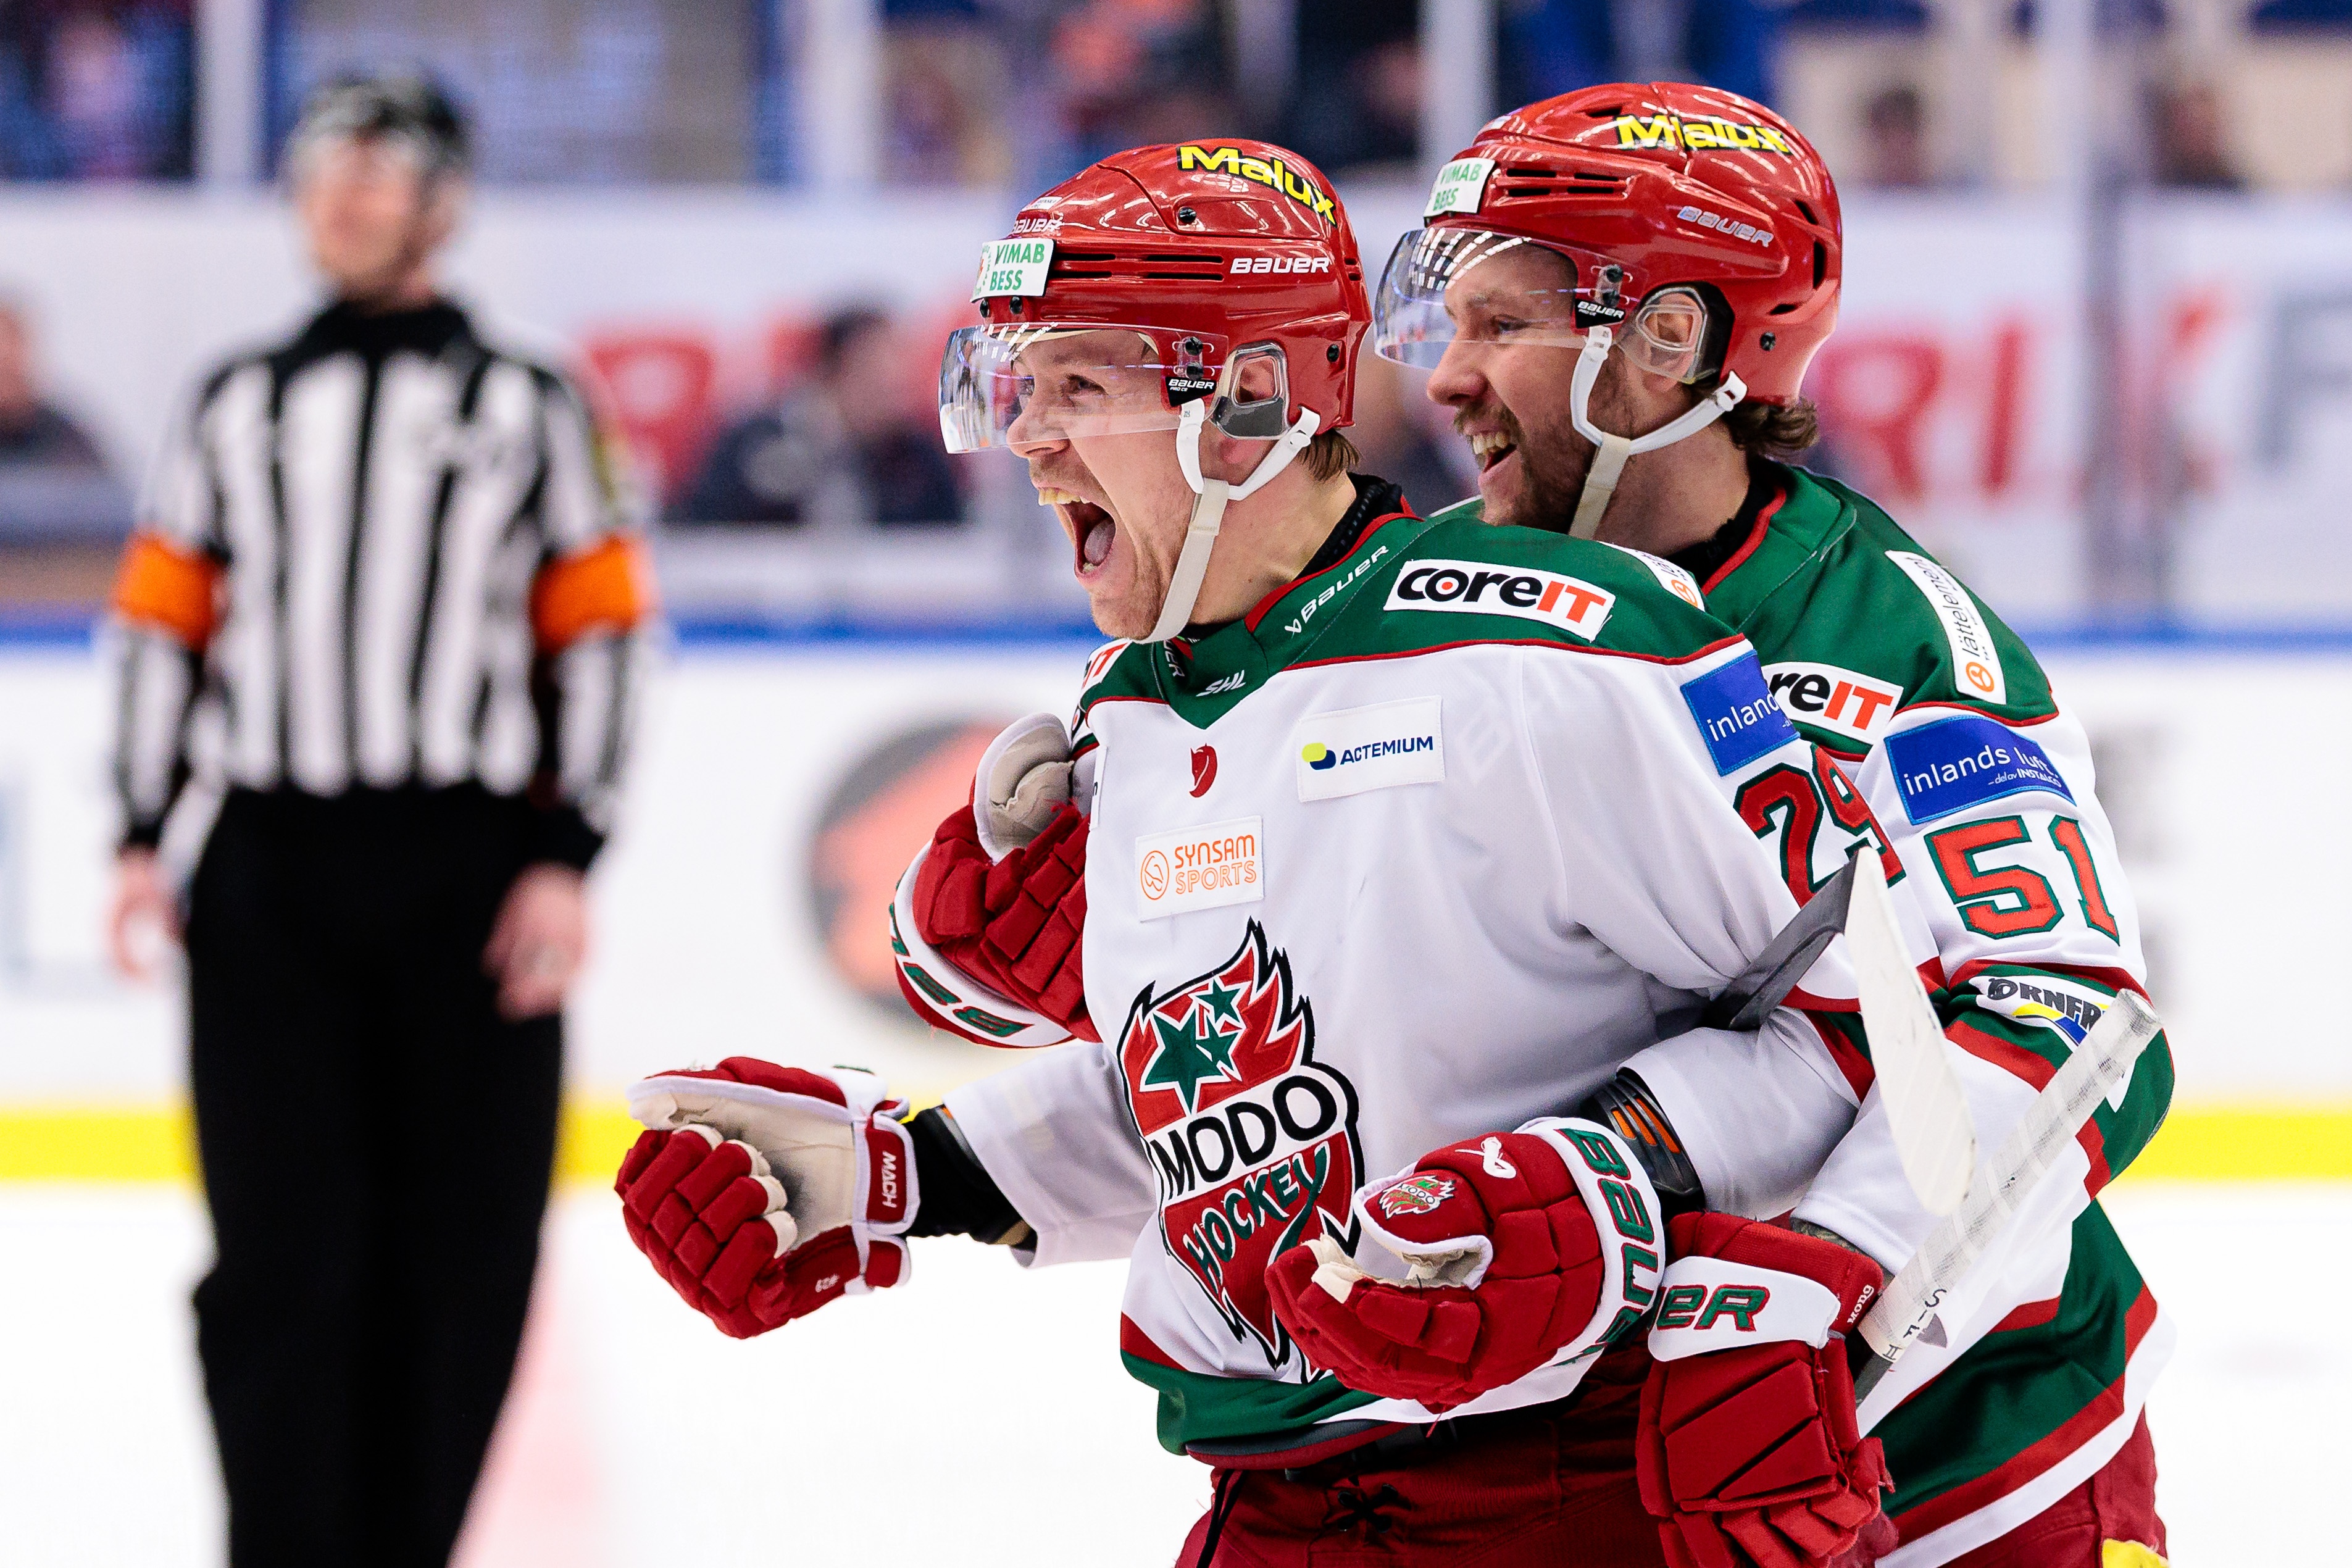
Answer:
[{"left": 1429, "top": 466, "right": 2175, "bottom": 1568}]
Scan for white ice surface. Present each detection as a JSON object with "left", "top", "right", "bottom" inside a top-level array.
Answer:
[{"left": 0, "top": 1183, "right": 2337, "bottom": 1566}]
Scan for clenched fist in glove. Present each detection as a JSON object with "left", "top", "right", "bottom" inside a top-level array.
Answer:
[
  {"left": 615, "top": 1058, "right": 917, "bottom": 1338},
  {"left": 1266, "top": 1120, "right": 1662, "bottom": 1412},
  {"left": 895, "top": 712, "right": 1093, "bottom": 1045},
  {"left": 1638, "top": 1214, "right": 1891, "bottom": 1568}
]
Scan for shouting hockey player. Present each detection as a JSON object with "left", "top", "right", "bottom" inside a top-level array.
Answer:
[
  {"left": 1378, "top": 85, "right": 2176, "bottom": 1567},
  {"left": 617, "top": 141, "right": 1949, "bottom": 1567}
]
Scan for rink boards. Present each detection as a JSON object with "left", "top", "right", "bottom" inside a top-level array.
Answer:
[{"left": 0, "top": 629, "right": 2345, "bottom": 1182}]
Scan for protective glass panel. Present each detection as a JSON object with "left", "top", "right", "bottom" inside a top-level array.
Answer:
[{"left": 938, "top": 323, "right": 1228, "bottom": 454}]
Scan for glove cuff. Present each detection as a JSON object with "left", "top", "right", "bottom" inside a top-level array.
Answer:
[
  {"left": 890, "top": 845, "right": 1072, "bottom": 1049},
  {"left": 1646, "top": 1214, "right": 1884, "bottom": 1364},
  {"left": 974, "top": 711, "right": 1075, "bottom": 860},
  {"left": 1519, "top": 1116, "right": 1667, "bottom": 1371}
]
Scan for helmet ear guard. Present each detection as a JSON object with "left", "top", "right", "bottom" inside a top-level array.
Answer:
[
  {"left": 1209, "top": 343, "right": 1295, "bottom": 441},
  {"left": 1620, "top": 286, "right": 1728, "bottom": 387}
]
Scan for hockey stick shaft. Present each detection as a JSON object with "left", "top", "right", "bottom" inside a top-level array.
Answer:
[{"left": 1850, "top": 988, "right": 2163, "bottom": 1407}]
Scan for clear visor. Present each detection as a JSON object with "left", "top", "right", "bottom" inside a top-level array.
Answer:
[
  {"left": 1370, "top": 227, "right": 1715, "bottom": 385},
  {"left": 939, "top": 323, "right": 1295, "bottom": 455}
]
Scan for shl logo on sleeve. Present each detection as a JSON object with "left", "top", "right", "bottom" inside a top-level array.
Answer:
[
  {"left": 1681, "top": 653, "right": 1799, "bottom": 775},
  {"left": 1135, "top": 816, "right": 1264, "bottom": 920},
  {"left": 1293, "top": 697, "right": 1445, "bottom": 802}
]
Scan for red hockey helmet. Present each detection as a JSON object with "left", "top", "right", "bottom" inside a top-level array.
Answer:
[
  {"left": 941, "top": 140, "right": 1369, "bottom": 639},
  {"left": 1375, "top": 84, "right": 1841, "bottom": 533}
]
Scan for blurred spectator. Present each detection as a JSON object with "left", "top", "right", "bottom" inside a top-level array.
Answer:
[
  {"left": 885, "top": 20, "right": 1014, "bottom": 185},
  {"left": 1348, "top": 354, "right": 1469, "bottom": 521},
  {"left": 1858, "top": 83, "right": 1937, "bottom": 188},
  {"left": 0, "top": 294, "right": 131, "bottom": 548},
  {"left": 1050, "top": 0, "right": 1233, "bottom": 175},
  {"left": 678, "top": 307, "right": 964, "bottom": 528},
  {"left": 1286, "top": 1, "right": 1419, "bottom": 176},
  {"left": 0, "top": 1, "right": 193, "bottom": 180},
  {"left": 2150, "top": 80, "right": 2245, "bottom": 190},
  {"left": 1498, "top": 0, "right": 1785, "bottom": 114}
]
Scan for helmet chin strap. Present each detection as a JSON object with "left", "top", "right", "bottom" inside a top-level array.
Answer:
[
  {"left": 1143, "top": 399, "right": 1322, "bottom": 644},
  {"left": 1565, "top": 326, "right": 1747, "bottom": 540}
]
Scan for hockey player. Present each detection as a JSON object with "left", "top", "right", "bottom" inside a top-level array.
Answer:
[
  {"left": 1376, "top": 86, "right": 2175, "bottom": 1567},
  {"left": 616, "top": 141, "right": 1943, "bottom": 1567}
]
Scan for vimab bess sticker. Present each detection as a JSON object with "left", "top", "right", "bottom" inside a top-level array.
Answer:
[
  {"left": 1425, "top": 157, "right": 1497, "bottom": 217},
  {"left": 972, "top": 237, "right": 1054, "bottom": 300}
]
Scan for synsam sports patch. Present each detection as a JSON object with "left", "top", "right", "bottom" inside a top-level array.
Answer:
[
  {"left": 1886, "top": 715, "right": 2073, "bottom": 824},
  {"left": 1681, "top": 653, "right": 1797, "bottom": 775}
]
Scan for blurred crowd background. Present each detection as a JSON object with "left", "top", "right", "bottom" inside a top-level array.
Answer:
[{"left": 6, "top": 0, "right": 2352, "bottom": 627}]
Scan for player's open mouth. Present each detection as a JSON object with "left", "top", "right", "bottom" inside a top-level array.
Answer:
[
  {"left": 1040, "top": 486, "right": 1117, "bottom": 578},
  {"left": 1469, "top": 428, "right": 1517, "bottom": 473}
]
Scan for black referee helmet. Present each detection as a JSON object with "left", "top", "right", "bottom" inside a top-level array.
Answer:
[{"left": 287, "top": 73, "right": 471, "bottom": 181}]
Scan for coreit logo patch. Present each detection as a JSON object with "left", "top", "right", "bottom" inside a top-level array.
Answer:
[
  {"left": 1383, "top": 558, "right": 1614, "bottom": 641},
  {"left": 1681, "top": 653, "right": 1798, "bottom": 776},
  {"left": 1885, "top": 715, "right": 2072, "bottom": 825}
]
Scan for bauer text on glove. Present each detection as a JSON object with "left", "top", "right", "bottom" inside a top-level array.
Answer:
[{"left": 1638, "top": 1212, "right": 1890, "bottom": 1568}]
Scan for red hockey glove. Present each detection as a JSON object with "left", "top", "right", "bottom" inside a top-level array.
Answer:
[
  {"left": 1638, "top": 1214, "right": 1891, "bottom": 1568},
  {"left": 895, "top": 712, "right": 1093, "bottom": 1045},
  {"left": 1266, "top": 1120, "right": 1663, "bottom": 1413},
  {"left": 908, "top": 799, "right": 1090, "bottom": 1032},
  {"left": 615, "top": 1059, "right": 916, "bottom": 1338}
]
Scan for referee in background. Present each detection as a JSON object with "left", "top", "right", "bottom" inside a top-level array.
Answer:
[{"left": 104, "top": 77, "right": 649, "bottom": 1566}]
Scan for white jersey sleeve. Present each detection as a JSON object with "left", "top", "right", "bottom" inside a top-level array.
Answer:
[
  {"left": 945, "top": 1040, "right": 1159, "bottom": 1267},
  {"left": 1516, "top": 641, "right": 1940, "bottom": 1217}
]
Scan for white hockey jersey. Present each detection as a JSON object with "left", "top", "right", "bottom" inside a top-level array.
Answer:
[{"left": 893, "top": 509, "right": 1938, "bottom": 1456}]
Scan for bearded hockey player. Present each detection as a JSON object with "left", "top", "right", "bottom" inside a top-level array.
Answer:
[
  {"left": 615, "top": 141, "right": 1949, "bottom": 1568},
  {"left": 1375, "top": 85, "right": 2176, "bottom": 1568}
]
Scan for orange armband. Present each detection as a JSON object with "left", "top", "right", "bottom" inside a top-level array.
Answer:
[
  {"left": 111, "top": 532, "right": 222, "bottom": 649},
  {"left": 530, "top": 534, "right": 656, "bottom": 653}
]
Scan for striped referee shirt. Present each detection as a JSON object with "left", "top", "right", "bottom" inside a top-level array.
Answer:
[{"left": 110, "top": 299, "right": 651, "bottom": 871}]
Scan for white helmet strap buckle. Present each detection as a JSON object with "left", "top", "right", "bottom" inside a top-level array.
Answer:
[
  {"left": 1145, "top": 399, "right": 1322, "bottom": 644},
  {"left": 1566, "top": 327, "right": 1746, "bottom": 540}
]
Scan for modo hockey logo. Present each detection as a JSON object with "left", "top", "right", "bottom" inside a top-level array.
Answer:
[
  {"left": 1120, "top": 922, "right": 1362, "bottom": 1369},
  {"left": 1375, "top": 1173, "right": 1453, "bottom": 1219}
]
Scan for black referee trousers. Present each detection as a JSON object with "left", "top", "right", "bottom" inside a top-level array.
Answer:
[{"left": 186, "top": 784, "right": 562, "bottom": 1567}]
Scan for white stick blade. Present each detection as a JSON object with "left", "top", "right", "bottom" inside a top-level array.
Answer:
[{"left": 1845, "top": 850, "right": 1977, "bottom": 1216}]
